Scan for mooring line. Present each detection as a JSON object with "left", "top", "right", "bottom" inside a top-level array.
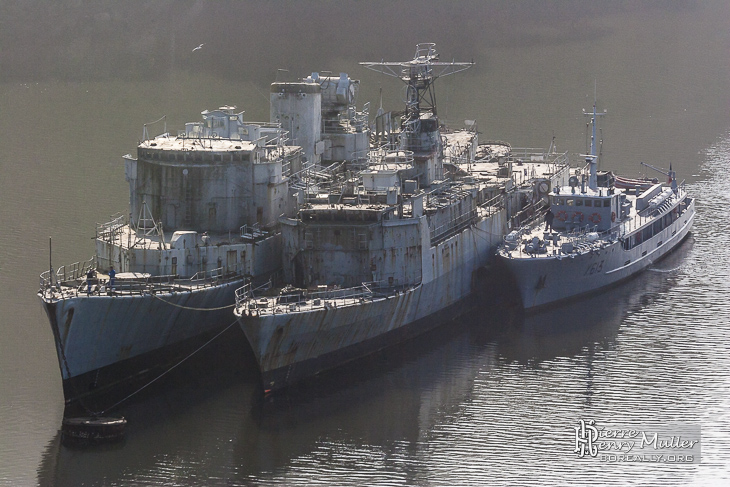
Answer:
[
  {"left": 98, "top": 319, "right": 239, "bottom": 415},
  {"left": 150, "top": 292, "right": 238, "bottom": 310}
]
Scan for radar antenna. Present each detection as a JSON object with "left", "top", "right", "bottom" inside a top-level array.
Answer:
[{"left": 360, "top": 43, "right": 473, "bottom": 123}]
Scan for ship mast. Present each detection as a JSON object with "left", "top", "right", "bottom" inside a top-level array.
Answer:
[
  {"left": 583, "top": 86, "right": 606, "bottom": 191},
  {"left": 360, "top": 43, "right": 473, "bottom": 146}
]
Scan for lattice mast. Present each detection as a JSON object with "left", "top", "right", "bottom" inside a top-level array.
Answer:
[{"left": 360, "top": 43, "right": 473, "bottom": 134}]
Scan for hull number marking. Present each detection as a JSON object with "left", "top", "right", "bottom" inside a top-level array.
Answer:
[{"left": 584, "top": 260, "right": 604, "bottom": 276}]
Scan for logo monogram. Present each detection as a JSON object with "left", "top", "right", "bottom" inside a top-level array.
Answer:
[{"left": 574, "top": 419, "right": 599, "bottom": 457}]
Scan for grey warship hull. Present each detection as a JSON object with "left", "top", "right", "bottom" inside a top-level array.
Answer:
[
  {"left": 238, "top": 208, "right": 510, "bottom": 391},
  {"left": 40, "top": 278, "right": 244, "bottom": 403},
  {"left": 242, "top": 281, "right": 474, "bottom": 390}
]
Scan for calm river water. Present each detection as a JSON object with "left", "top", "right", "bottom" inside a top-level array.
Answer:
[{"left": 1, "top": 2, "right": 729, "bottom": 485}]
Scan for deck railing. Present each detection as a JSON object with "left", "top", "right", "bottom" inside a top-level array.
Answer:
[
  {"left": 39, "top": 256, "right": 97, "bottom": 295},
  {"left": 96, "top": 214, "right": 126, "bottom": 242},
  {"left": 236, "top": 279, "right": 419, "bottom": 316},
  {"left": 39, "top": 262, "right": 243, "bottom": 300},
  {"left": 429, "top": 208, "right": 478, "bottom": 245}
]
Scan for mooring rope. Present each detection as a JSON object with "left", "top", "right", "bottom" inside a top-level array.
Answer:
[
  {"left": 150, "top": 292, "right": 238, "bottom": 310},
  {"left": 97, "top": 319, "right": 239, "bottom": 415}
]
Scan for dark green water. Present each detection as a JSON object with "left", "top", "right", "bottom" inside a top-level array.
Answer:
[{"left": 1, "top": 2, "right": 729, "bottom": 485}]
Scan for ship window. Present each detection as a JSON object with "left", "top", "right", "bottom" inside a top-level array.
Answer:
[
  {"left": 584, "top": 200, "right": 593, "bottom": 207},
  {"left": 576, "top": 199, "right": 583, "bottom": 206},
  {"left": 642, "top": 227, "right": 652, "bottom": 241},
  {"left": 566, "top": 199, "right": 574, "bottom": 206},
  {"left": 603, "top": 200, "right": 611, "bottom": 208}
]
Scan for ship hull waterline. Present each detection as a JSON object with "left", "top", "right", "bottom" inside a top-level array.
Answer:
[
  {"left": 39, "top": 278, "right": 246, "bottom": 405},
  {"left": 238, "top": 206, "right": 511, "bottom": 391},
  {"left": 239, "top": 273, "right": 489, "bottom": 392}
]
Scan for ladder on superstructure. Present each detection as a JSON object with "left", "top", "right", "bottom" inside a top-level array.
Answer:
[{"left": 134, "top": 201, "right": 165, "bottom": 248}]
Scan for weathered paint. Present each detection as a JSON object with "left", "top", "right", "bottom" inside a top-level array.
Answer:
[
  {"left": 238, "top": 209, "right": 507, "bottom": 390},
  {"left": 39, "top": 277, "right": 245, "bottom": 401}
]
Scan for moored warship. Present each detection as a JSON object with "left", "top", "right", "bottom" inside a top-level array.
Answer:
[
  {"left": 234, "top": 44, "right": 572, "bottom": 391},
  {"left": 38, "top": 106, "right": 304, "bottom": 404},
  {"left": 497, "top": 102, "right": 695, "bottom": 310}
]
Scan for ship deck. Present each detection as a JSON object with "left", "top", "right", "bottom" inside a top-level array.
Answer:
[
  {"left": 463, "top": 148, "right": 570, "bottom": 186},
  {"left": 499, "top": 185, "right": 687, "bottom": 261},
  {"left": 98, "top": 220, "right": 267, "bottom": 252},
  {"left": 235, "top": 282, "right": 414, "bottom": 317},
  {"left": 39, "top": 267, "right": 243, "bottom": 303}
]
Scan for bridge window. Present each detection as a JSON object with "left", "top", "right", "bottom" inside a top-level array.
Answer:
[{"left": 642, "top": 226, "right": 652, "bottom": 242}]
